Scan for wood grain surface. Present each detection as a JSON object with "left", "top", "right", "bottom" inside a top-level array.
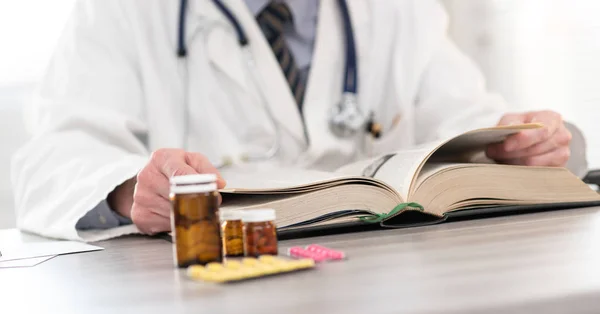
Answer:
[{"left": 3, "top": 207, "right": 600, "bottom": 314}]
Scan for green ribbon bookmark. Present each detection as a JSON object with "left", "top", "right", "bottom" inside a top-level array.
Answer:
[{"left": 358, "top": 202, "right": 424, "bottom": 223}]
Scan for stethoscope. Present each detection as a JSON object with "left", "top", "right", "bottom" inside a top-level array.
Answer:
[{"left": 176, "top": 0, "right": 380, "bottom": 167}]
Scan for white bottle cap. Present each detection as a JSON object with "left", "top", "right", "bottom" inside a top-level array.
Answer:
[
  {"left": 242, "top": 209, "right": 276, "bottom": 223},
  {"left": 170, "top": 183, "right": 217, "bottom": 194},
  {"left": 220, "top": 209, "right": 243, "bottom": 221},
  {"left": 169, "top": 174, "right": 217, "bottom": 185}
]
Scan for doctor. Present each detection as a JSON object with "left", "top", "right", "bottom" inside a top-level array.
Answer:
[{"left": 11, "top": 0, "right": 575, "bottom": 242}]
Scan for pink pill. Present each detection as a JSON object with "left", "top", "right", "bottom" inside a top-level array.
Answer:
[
  {"left": 288, "top": 247, "right": 328, "bottom": 262},
  {"left": 305, "top": 244, "right": 345, "bottom": 260}
]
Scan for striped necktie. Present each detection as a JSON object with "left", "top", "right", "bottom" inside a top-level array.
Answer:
[{"left": 256, "top": 2, "right": 306, "bottom": 112}]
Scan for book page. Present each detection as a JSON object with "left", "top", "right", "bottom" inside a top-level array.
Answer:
[
  {"left": 336, "top": 124, "right": 542, "bottom": 198},
  {"left": 405, "top": 124, "right": 543, "bottom": 196},
  {"left": 413, "top": 162, "right": 469, "bottom": 190},
  {"left": 433, "top": 124, "right": 542, "bottom": 158},
  {"left": 220, "top": 124, "right": 541, "bottom": 196},
  {"left": 220, "top": 166, "right": 354, "bottom": 192},
  {"left": 336, "top": 142, "right": 440, "bottom": 198}
]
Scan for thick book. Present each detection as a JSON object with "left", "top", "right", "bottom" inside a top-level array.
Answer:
[{"left": 217, "top": 124, "right": 600, "bottom": 236}]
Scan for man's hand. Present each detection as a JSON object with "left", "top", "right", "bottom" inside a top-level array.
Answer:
[
  {"left": 107, "top": 149, "right": 226, "bottom": 235},
  {"left": 485, "top": 110, "right": 572, "bottom": 167}
]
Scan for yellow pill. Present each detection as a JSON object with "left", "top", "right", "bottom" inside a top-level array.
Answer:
[
  {"left": 198, "top": 272, "right": 213, "bottom": 281},
  {"left": 253, "top": 262, "right": 269, "bottom": 269},
  {"left": 270, "top": 263, "right": 287, "bottom": 272},
  {"left": 218, "top": 270, "right": 237, "bottom": 280},
  {"left": 261, "top": 256, "right": 286, "bottom": 266},
  {"left": 286, "top": 260, "right": 306, "bottom": 270},
  {"left": 206, "top": 263, "right": 224, "bottom": 272},
  {"left": 255, "top": 270, "right": 269, "bottom": 277},
  {"left": 296, "top": 259, "right": 316, "bottom": 269},
  {"left": 242, "top": 258, "right": 258, "bottom": 266},
  {"left": 237, "top": 268, "right": 255, "bottom": 278},
  {"left": 261, "top": 264, "right": 280, "bottom": 275},
  {"left": 224, "top": 260, "right": 242, "bottom": 269},
  {"left": 272, "top": 258, "right": 287, "bottom": 266},
  {"left": 187, "top": 266, "right": 207, "bottom": 279},
  {"left": 291, "top": 260, "right": 308, "bottom": 269},
  {"left": 245, "top": 267, "right": 264, "bottom": 277},
  {"left": 258, "top": 255, "right": 275, "bottom": 263},
  {"left": 227, "top": 271, "right": 246, "bottom": 281},
  {"left": 212, "top": 276, "right": 228, "bottom": 283},
  {"left": 278, "top": 262, "right": 296, "bottom": 272},
  {"left": 201, "top": 272, "right": 221, "bottom": 282}
]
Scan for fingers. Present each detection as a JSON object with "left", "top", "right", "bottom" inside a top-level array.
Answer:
[
  {"left": 497, "top": 113, "right": 527, "bottom": 126},
  {"left": 217, "top": 192, "right": 223, "bottom": 205},
  {"left": 501, "top": 125, "right": 559, "bottom": 152},
  {"left": 185, "top": 152, "right": 227, "bottom": 188},
  {"left": 498, "top": 146, "right": 571, "bottom": 167},
  {"left": 489, "top": 110, "right": 570, "bottom": 167},
  {"left": 132, "top": 181, "right": 172, "bottom": 217},
  {"left": 131, "top": 208, "right": 171, "bottom": 235},
  {"left": 153, "top": 151, "right": 198, "bottom": 178},
  {"left": 496, "top": 110, "right": 563, "bottom": 152},
  {"left": 487, "top": 126, "right": 572, "bottom": 160},
  {"left": 144, "top": 149, "right": 224, "bottom": 201},
  {"left": 151, "top": 149, "right": 225, "bottom": 187},
  {"left": 132, "top": 148, "right": 226, "bottom": 235},
  {"left": 501, "top": 129, "right": 549, "bottom": 152},
  {"left": 130, "top": 181, "right": 172, "bottom": 234},
  {"left": 136, "top": 166, "right": 171, "bottom": 199}
]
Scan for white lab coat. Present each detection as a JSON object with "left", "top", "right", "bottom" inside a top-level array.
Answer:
[{"left": 11, "top": 0, "right": 508, "bottom": 242}]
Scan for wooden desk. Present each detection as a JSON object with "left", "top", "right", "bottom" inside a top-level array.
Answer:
[{"left": 3, "top": 207, "right": 600, "bottom": 314}]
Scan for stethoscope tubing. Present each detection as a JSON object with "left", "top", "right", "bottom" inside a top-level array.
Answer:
[
  {"left": 177, "top": 0, "right": 357, "bottom": 94},
  {"left": 175, "top": 0, "right": 366, "bottom": 166},
  {"left": 336, "top": 0, "right": 358, "bottom": 94}
]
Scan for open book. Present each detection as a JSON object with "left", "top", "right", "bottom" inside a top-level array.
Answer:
[{"left": 219, "top": 124, "right": 600, "bottom": 234}]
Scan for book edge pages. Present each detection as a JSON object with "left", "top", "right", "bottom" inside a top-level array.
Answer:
[
  {"left": 221, "top": 176, "right": 401, "bottom": 199},
  {"left": 406, "top": 123, "right": 544, "bottom": 198}
]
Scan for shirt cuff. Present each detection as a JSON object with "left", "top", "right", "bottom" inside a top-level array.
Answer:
[{"left": 75, "top": 199, "right": 132, "bottom": 230}]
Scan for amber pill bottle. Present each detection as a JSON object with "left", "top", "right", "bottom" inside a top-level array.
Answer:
[
  {"left": 220, "top": 209, "right": 244, "bottom": 258},
  {"left": 242, "top": 209, "right": 278, "bottom": 257},
  {"left": 170, "top": 174, "right": 222, "bottom": 268}
]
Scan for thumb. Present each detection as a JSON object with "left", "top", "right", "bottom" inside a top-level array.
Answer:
[
  {"left": 497, "top": 113, "right": 527, "bottom": 126},
  {"left": 216, "top": 176, "right": 227, "bottom": 189}
]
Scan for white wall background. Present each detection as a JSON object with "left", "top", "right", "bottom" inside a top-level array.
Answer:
[
  {"left": 444, "top": 0, "right": 600, "bottom": 168},
  {"left": 0, "top": 0, "right": 599, "bottom": 228},
  {"left": 0, "top": 0, "right": 75, "bottom": 228}
]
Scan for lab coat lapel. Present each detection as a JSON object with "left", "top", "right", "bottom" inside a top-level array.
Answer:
[
  {"left": 187, "top": 0, "right": 250, "bottom": 92},
  {"left": 189, "top": 0, "right": 307, "bottom": 145}
]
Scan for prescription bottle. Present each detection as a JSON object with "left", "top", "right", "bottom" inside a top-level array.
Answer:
[
  {"left": 242, "top": 209, "right": 278, "bottom": 257},
  {"left": 220, "top": 209, "right": 244, "bottom": 258},
  {"left": 170, "top": 174, "right": 222, "bottom": 268}
]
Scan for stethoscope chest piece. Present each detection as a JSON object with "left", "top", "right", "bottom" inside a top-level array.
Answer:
[{"left": 329, "top": 93, "right": 368, "bottom": 138}]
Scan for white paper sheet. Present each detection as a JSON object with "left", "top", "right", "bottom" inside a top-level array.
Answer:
[
  {"left": 0, "top": 255, "right": 57, "bottom": 268},
  {"left": 0, "top": 241, "right": 103, "bottom": 263}
]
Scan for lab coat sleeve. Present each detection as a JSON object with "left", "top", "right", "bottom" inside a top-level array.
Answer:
[
  {"left": 10, "top": 0, "right": 149, "bottom": 242},
  {"left": 412, "top": 1, "right": 508, "bottom": 144},
  {"left": 75, "top": 201, "right": 132, "bottom": 230}
]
